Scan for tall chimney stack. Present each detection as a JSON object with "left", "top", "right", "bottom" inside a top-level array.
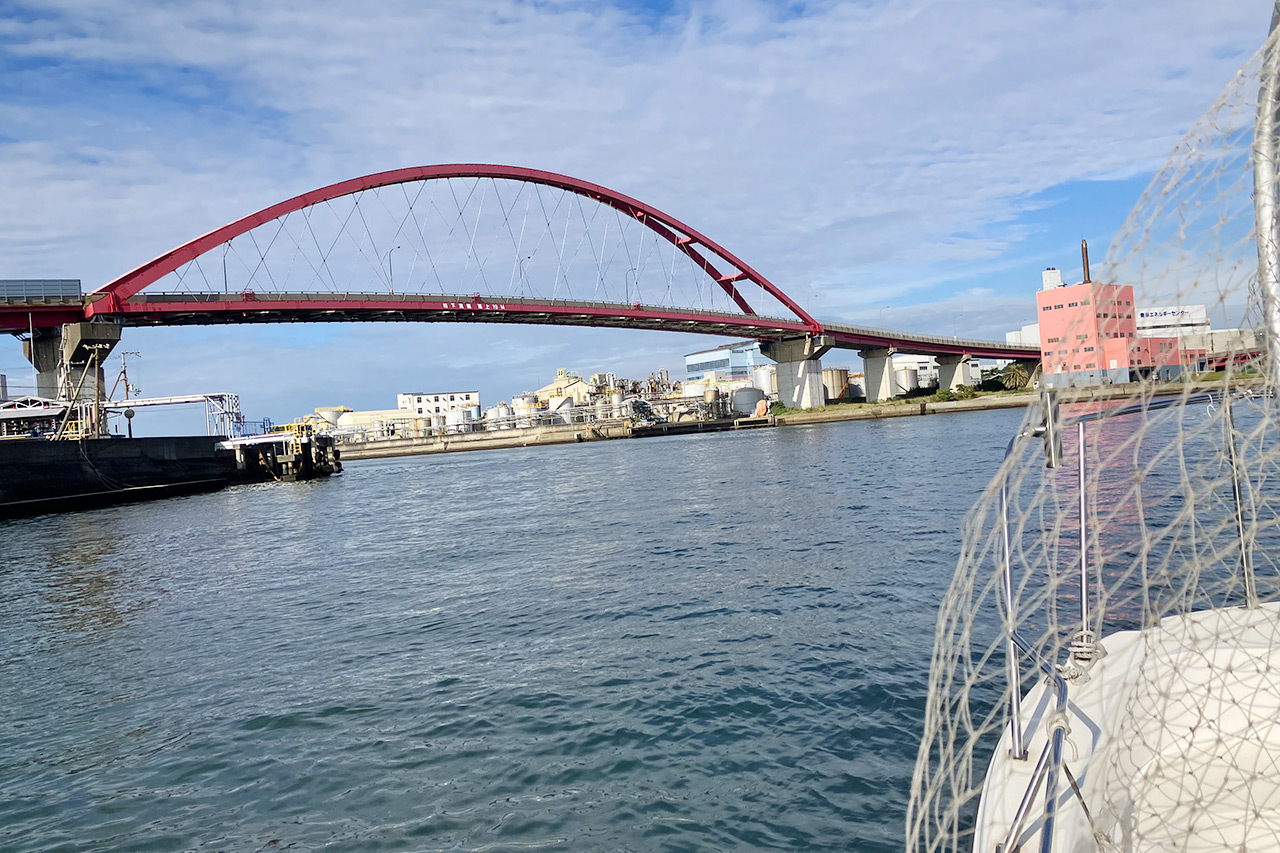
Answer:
[{"left": 1081, "top": 239, "right": 1091, "bottom": 284}]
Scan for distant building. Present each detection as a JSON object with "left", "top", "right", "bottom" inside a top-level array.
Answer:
[
  {"left": 1005, "top": 322, "right": 1041, "bottom": 347},
  {"left": 535, "top": 369, "right": 593, "bottom": 405},
  {"left": 891, "top": 354, "right": 941, "bottom": 388},
  {"left": 685, "top": 341, "right": 773, "bottom": 381},
  {"left": 397, "top": 390, "right": 480, "bottom": 416},
  {"left": 1136, "top": 305, "right": 1211, "bottom": 338},
  {"left": 1036, "top": 268, "right": 1181, "bottom": 387}
]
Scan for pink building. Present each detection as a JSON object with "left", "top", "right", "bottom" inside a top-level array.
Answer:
[{"left": 1034, "top": 263, "right": 1184, "bottom": 386}]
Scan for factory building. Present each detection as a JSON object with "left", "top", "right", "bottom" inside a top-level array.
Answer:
[
  {"left": 1035, "top": 257, "right": 1183, "bottom": 387},
  {"left": 1136, "top": 305, "right": 1211, "bottom": 338},
  {"left": 396, "top": 390, "right": 480, "bottom": 416},
  {"left": 684, "top": 341, "right": 774, "bottom": 381}
]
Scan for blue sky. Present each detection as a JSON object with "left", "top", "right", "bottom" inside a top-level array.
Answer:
[{"left": 0, "top": 0, "right": 1273, "bottom": 434}]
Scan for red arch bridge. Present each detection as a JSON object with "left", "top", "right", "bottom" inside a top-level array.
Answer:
[{"left": 1, "top": 164, "right": 1038, "bottom": 407}]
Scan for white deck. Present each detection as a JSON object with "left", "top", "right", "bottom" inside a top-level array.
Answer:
[{"left": 976, "top": 601, "right": 1280, "bottom": 852}]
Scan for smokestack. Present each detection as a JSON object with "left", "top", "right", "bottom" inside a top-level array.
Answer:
[{"left": 1081, "top": 239, "right": 1091, "bottom": 284}]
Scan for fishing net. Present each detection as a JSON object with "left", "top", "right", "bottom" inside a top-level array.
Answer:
[{"left": 908, "top": 24, "right": 1280, "bottom": 853}]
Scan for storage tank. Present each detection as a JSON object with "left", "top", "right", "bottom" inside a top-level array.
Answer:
[
  {"left": 822, "top": 368, "right": 851, "bottom": 403},
  {"left": 314, "top": 407, "right": 347, "bottom": 427},
  {"left": 611, "top": 391, "right": 624, "bottom": 418},
  {"left": 548, "top": 396, "right": 574, "bottom": 424},
  {"left": 893, "top": 366, "right": 919, "bottom": 394},
  {"left": 730, "top": 387, "right": 765, "bottom": 415},
  {"left": 444, "top": 409, "right": 471, "bottom": 433},
  {"left": 512, "top": 393, "right": 538, "bottom": 428},
  {"left": 753, "top": 366, "right": 775, "bottom": 395}
]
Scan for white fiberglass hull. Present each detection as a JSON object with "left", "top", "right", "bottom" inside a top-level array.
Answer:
[{"left": 975, "top": 602, "right": 1280, "bottom": 852}]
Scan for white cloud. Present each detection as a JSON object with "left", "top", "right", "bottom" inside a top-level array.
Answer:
[{"left": 0, "top": 0, "right": 1273, "bottom": 418}]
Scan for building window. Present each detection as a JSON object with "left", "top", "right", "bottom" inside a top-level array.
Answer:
[
  {"left": 434, "top": 396, "right": 439, "bottom": 402},
  {"left": 435, "top": 407, "right": 440, "bottom": 412},
  {"left": 1084, "top": 347, "right": 1094, "bottom": 352},
  {"left": 417, "top": 408, "right": 423, "bottom": 414},
  {"left": 1077, "top": 334, "right": 1088, "bottom": 340},
  {"left": 1055, "top": 304, "right": 1064, "bottom": 309},
  {"left": 1046, "top": 337, "right": 1059, "bottom": 343},
  {"left": 1068, "top": 301, "right": 1078, "bottom": 307},
  {"left": 417, "top": 396, "right": 422, "bottom": 403},
  {"left": 1086, "top": 363, "right": 1096, "bottom": 369},
  {"left": 450, "top": 395, "right": 455, "bottom": 401},
  {"left": 1041, "top": 306, "right": 1051, "bottom": 312}
]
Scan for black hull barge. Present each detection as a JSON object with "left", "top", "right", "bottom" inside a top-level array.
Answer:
[{"left": 0, "top": 432, "right": 340, "bottom": 519}]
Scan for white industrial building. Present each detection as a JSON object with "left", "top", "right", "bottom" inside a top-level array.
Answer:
[
  {"left": 397, "top": 391, "right": 480, "bottom": 416},
  {"left": 1005, "top": 322, "right": 1041, "bottom": 347},
  {"left": 1135, "top": 305, "right": 1211, "bottom": 338},
  {"left": 684, "top": 341, "right": 774, "bottom": 381}
]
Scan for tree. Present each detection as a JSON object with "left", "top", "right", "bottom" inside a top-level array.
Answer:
[{"left": 1000, "top": 361, "right": 1032, "bottom": 390}]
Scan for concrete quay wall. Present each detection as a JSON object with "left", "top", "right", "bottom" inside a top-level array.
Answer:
[
  {"left": 339, "top": 378, "right": 1260, "bottom": 461},
  {"left": 339, "top": 421, "right": 632, "bottom": 460}
]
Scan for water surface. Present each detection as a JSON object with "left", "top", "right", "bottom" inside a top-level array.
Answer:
[{"left": 0, "top": 409, "right": 1023, "bottom": 851}]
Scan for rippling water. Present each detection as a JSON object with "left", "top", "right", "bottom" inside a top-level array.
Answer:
[{"left": 1, "top": 409, "right": 1023, "bottom": 852}]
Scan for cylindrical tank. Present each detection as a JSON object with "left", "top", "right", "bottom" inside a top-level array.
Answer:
[
  {"left": 444, "top": 409, "right": 471, "bottom": 433},
  {"left": 611, "top": 391, "right": 624, "bottom": 418},
  {"left": 753, "top": 366, "right": 775, "bottom": 395},
  {"left": 548, "top": 396, "right": 574, "bottom": 424},
  {"left": 730, "top": 387, "right": 766, "bottom": 415},
  {"left": 469, "top": 405, "right": 481, "bottom": 420},
  {"left": 893, "top": 366, "right": 919, "bottom": 394},
  {"left": 432, "top": 414, "right": 447, "bottom": 434},
  {"left": 822, "top": 367, "right": 850, "bottom": 403},
  {"left": 512, "top": 393, "right": 538, "bottom": 428}
]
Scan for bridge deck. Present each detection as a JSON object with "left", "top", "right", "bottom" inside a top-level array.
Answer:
[{"left": 0, "top": 291, "right": 1041, "bottom": 361}]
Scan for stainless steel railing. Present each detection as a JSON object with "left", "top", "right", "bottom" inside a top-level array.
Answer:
[{"left": 993, "top": 389, "right": 1259, "bottom": 852}]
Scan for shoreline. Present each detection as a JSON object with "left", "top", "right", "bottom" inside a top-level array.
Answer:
[{"left": 339, "top": 378, "right": 1254, "bottom": 462}]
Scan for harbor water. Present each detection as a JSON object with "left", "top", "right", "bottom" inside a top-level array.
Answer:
[{"left": 0, "top": 408, "right": 1024, "bottom": 852}]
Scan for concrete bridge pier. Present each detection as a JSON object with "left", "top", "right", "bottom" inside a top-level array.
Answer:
[
  {"left": 859, "top": 348, "right": 895, "bottom": 402},
  {"left": 936, "top": 354, "right": 972, "bottom": 391},
  {"left": 23, "top": 321, "right": 121, "bottom": 407},
  {"left": 761, "top": 335, "right": 833, "bottom": 409}
]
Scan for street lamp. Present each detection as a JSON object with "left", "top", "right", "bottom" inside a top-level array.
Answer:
[
  {"left": 953, "top": 312, "right": 964, "bottom": 340},
  {"left": 385, "top": 246, "right": 401, "bottom": 293},
  {"left": 518, "top": 256, "right": 532, "bottom": 298}
]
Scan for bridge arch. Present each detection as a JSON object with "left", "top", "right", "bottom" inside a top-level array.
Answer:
[{"left": 86, "top": 164, "right": 820, "bottom": 335}]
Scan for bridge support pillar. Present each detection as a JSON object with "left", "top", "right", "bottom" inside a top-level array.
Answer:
[
  {"left": 936, "top": 354, "right": 972, "bottom": 391},
  {"left": 859, "top": 348, "right": 895, "bottom": 402},
  {"left": 22, "top": 328, "right": 63, "bottom": 399},
  {"left": 23, "top": 322, "right": 121, "bottom": 409},
  {"left": 761, "top": 335, "right": 833, "bottom": 409}
]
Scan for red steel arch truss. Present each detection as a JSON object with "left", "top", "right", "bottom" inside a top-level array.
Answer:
[{"left": 81, "top": 165, "right": 822, "bottom": 340}]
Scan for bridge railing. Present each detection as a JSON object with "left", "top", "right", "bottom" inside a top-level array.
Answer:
[{"left": 823, "top": 320, "right": 1040, "bottom": 355}]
